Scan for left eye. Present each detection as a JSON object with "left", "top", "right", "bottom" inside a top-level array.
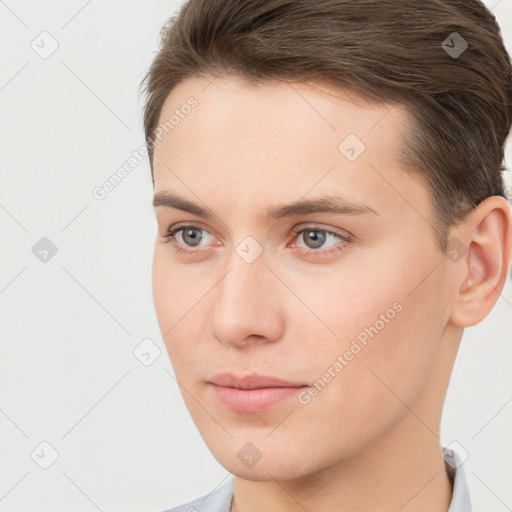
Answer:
[
  {"left": 163, "top": 224, "right": 350, "bottom": 256},
  {"left": 292, "top": 227, "right": 346, "bottom": 250}
]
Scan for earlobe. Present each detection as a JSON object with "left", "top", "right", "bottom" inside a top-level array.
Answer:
[{"left": 449, "top": 196, "right": 512, "bottom": 328}]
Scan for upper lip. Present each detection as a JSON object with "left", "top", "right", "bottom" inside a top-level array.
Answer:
[{"left": 208, "top": 372, "right": 307, "bottom": 389}]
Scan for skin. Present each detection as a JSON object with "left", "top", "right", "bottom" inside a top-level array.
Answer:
[{"left": 151, "top": 76, "right": 512, "bottom": 512}]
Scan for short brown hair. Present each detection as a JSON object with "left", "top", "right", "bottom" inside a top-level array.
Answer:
[{"left": 138, "top": 0, "right": 512, "bottom": 251}]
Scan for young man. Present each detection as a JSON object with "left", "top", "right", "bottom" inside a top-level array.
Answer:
[{"left": 139, "top": 1, "right": 512, "bottom": 510}]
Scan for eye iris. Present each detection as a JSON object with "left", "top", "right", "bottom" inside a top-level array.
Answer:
[
  {"left": 176, "top": 228, "right": 334, "bottom": 250},
  {"left": 183, "top": 228, "right": 203, "bottom": 247},
  {"left": 304, "top": 229, "right": 326, "bottom": 249}
]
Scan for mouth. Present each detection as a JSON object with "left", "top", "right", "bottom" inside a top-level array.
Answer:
[{"left": 207, "top": 372, "right": 309, "bottom": 413}]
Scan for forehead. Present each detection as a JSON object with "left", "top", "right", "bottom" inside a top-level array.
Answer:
[
  {"left": 152, "top": 76, "right": 426, "bottom": 221},
  {"left": 154, "top": 76, "right": 409, "bottom": 153}
]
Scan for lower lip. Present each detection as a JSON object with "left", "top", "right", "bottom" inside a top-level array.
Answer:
[{"left": 209, "top": 384, "right": 306, "bottom": 413}]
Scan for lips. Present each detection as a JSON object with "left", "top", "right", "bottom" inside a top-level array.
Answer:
[
  {"left": 207, "top": 372, "right": 308, "bottom": 413},
  {"left": 208, "top": 372, "right": 306, "bottom": 389}
]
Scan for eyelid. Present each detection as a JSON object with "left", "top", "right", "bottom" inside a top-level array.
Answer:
[
  {"left": 164, "top": 222, "right": 218, "bottom": 252},
  {"left": 163, "top": 222, "right": 352, "bottom": 256},
  {"left": 290, "top": 223, "right": 352, "bottom": 241},
  {"left": 165, "top": 222, "right": 218, "bottom": 239},
  {"left": 164, "top": 221, "right": 352, "bottom": 239}
]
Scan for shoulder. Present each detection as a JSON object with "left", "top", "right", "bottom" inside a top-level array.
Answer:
[{"left": 158, "top": 479, "right": 234, "bottom": 512}]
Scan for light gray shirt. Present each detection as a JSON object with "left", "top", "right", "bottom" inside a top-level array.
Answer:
[{"left": 160, "top": 450, "right": 471, "bottom": 512}]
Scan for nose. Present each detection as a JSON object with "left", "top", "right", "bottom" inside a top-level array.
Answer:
[{"left": 208, "top": 247, "right": 284, "bottom": 348}]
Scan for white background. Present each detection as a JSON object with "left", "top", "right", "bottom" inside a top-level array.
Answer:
[{"left": 0, "top": 1, "right": 511, "bottom": 511}]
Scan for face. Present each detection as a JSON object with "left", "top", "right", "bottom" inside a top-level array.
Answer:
[{"left": 151, "top": 76, "right": 457, "bottom": 480}]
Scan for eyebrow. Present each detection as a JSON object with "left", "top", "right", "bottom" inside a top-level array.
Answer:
[{"left": 153, "top": 191, "right": 379, "bottom": 221}]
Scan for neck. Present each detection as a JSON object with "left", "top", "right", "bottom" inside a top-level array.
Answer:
[
  {"left": 231, "top": 326, "right": 461, "bottom": 512},
  {"left": 232, "top": 421, "right": 452, "bottom": 512}
]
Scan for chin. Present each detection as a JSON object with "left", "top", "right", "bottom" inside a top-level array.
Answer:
[
  {"left": 224, "top": 456, "right": 313, "bottom": 482},
  {"left": 204, "top": 434, "right": 329, "bottom": 482}
]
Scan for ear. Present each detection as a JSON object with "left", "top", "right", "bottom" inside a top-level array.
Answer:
[{"left": 449, "top": 195, "right": 512, "bottom": 328}]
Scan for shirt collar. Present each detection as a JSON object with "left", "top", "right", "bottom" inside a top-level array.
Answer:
[{"left": 444, "top": 448, "right": 472, "bottom": 512}]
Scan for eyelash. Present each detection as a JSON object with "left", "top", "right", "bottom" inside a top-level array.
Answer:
[{"left": 162, "top": 223, "right": 351, "bottom": 258}]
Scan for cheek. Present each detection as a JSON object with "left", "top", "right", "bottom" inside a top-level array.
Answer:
[
  {"left": 151, "top": 249, "right": 173, "bottom": 332},
  {"left": 320, "top": 238, "right": 444, "bottom": 357},
  {"left": 151, "top": 247, "right": 202, "bottom": 333},
  {"left": 151, "top": 247, "right": 213, "bottom": 377},
  {"left": 152, "top": 249, "right": 192, "bottom": 362},
  {"left": 294, "top": 249, "right": 446, "bottom": 410}
]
